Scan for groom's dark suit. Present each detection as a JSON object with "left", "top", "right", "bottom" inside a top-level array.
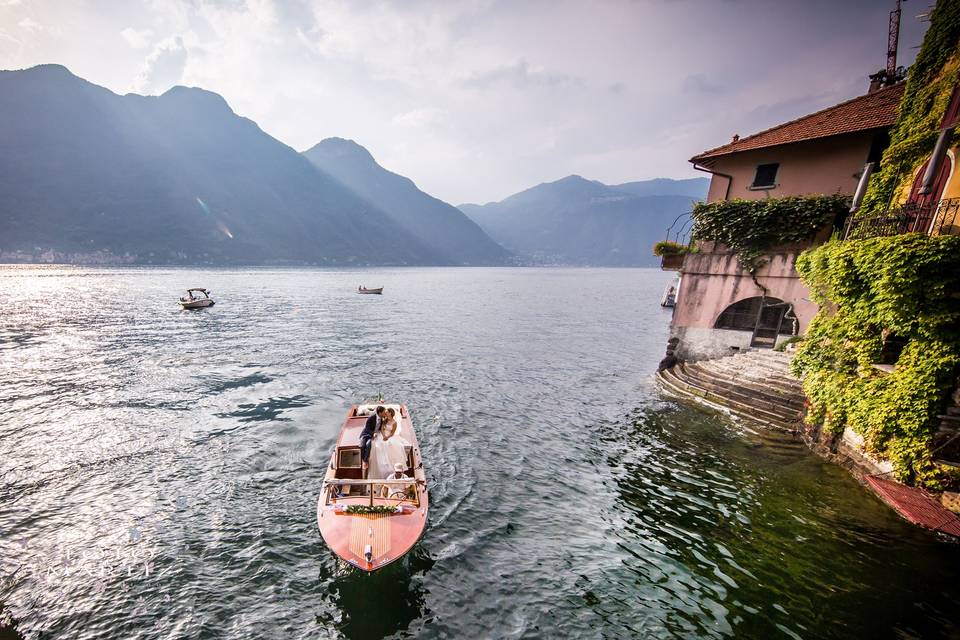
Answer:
[{"left": 360, "top": 411, "right": 380, "bottom": 466}]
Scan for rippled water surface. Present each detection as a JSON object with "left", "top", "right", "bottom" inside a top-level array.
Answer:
[{"left": 1, "top": 266, "right": 958, "bottom": 640}]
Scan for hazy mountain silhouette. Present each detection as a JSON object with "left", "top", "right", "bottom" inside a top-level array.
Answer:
[
  {"left": 611, "top": 177, "right": 708, "bottom": 198},
  {"left": 303, "top": 138, "right": 509, "bottom": 265},
  {"left": 459, "top": 175, "right": 707, "bottom": 266},
  {"left": 0, "top": 64, "right": 441, "bottom": 264}
]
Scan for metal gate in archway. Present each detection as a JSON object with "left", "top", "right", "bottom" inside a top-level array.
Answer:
[{"left": 714, "top": 296, "right": 794, "bottom": 348}]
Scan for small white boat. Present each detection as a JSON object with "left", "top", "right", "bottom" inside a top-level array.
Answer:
[
  {"left": 358, "top": 286, "right": 383, "bottom": 295},
  {"left": 661, "top": 283, "right": 677, "bottom": 308},
  {"left": 179, "top": 288, "right": 215, "bottom": 309}
]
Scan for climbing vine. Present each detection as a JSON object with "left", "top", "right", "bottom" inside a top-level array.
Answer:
[
  {"left": 859, "top": 0, "right": 960, "bottom": 213},
  {"left": 792, "top": 235, "right": 960, "bottom": 488},
  {"left": 691, "top": 195, "right": 849, "bottom": 271},
  {"left": 791, "top": 1, "right": 960, "bottom": 490}
]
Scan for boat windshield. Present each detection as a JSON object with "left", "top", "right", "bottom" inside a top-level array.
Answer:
[{"left": 324, "top": 479, "right": 419, "bottom": 507}]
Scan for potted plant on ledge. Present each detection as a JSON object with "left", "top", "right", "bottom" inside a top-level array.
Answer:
[{"left": 653, "top": 240, "right": 688, "bottom": 271}]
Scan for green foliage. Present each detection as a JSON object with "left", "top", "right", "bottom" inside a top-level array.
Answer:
[
  {"left": 774, "top": 336, "right": 805, "bottom": 352},
  {"left": 652, "top": 240, "right": 689, "bottom": 256},
  {"left": 792, "top": 235, "right": 960, "bottom": 488},
  {"left": 859, "top": 0, "right": 960, "bottom": 213},
  {"left": 691, "top": 195, "right": 850, "bottom": 271}
]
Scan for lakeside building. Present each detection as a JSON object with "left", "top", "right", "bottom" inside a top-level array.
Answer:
[
  {"left": 660, "top": 0, "right": 960, "bottom": 508},
  {"left": 665, "top": 82, "right": 904, "bottom": 361}
]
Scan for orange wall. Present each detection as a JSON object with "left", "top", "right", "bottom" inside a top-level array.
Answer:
[
  {"left": 702, "top": 131, "right": 877, "bottom": 203},
  {"left": 897, "top": 147, "right": 960, "bottom": 204}
]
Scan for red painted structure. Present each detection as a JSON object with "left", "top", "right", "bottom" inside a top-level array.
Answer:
[{"left": 866, "top": 476, "right": 960, "bottom": 538}]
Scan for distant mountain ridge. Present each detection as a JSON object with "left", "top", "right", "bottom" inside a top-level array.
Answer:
[
  {"left": 0, "top": 65, "right": 500, "bottom": 265},
  {"left": 459, "top": 176, "right": 707, "bottom": 266},
  {"left": 303, "top": 138, "right": 509, "bottom": 265}
]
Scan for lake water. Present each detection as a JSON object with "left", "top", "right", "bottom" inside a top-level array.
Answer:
[{"left": 1, "top": 266, "right": 958, "bottom": 639}]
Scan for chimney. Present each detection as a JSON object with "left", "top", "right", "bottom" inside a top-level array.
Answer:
[{"left": 868, "top": 70, "right": 887, "bottom": 93}]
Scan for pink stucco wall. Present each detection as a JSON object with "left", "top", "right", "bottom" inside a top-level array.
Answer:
[
  {"left": 669, "top": 131, "right": 876, "bottom": 352},
  {"left": 673, "top": 246, "right": 819, "bottom": 332},
  {"left": 703, "top": 131, "right": 877, "bottom": 202}
]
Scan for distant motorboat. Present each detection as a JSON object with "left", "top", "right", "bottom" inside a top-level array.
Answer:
[
  {"left": 179, "top": 288, "right": 215, "bottom": 309},
  {"left": 358, "top": 286, "right": 383, "bottom": 295}
]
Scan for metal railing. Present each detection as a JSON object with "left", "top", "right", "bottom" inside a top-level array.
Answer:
[
  {"left": 663, "top": 211, "right": 695, "bottom": 247},
  {"left": 844, "top": 197, "right": 960, "bottom": 240}
]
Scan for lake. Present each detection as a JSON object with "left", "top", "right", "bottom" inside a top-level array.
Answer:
[{"left": 0, "top": 266, "right": 957, "bottom": 639}]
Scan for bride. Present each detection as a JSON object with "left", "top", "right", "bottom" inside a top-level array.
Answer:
[{"left": 369, "top": 408, "right": 409, "bottom": 479}]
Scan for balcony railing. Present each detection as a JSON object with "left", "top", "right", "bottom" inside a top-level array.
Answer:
[{"left": 845, "top": 197, "right": 960, "bottom": 240}]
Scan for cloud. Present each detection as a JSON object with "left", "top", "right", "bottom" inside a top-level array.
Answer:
[
  {"left": 682, "top": 73, "right": 723, "bottom": 95},
  {"left": 0, "top": 0, "right": 933, "bottom": 204},
  {"left": 17, "top": 17, "right": 62, "bottom": 37},
  {"left": 121, "top": 27, "right": 153, "bottom": 49},
  {"left": 132, "top": 35, "right": 187, "bottom": 94},
  {"left": 392, "top": 107, "right": 447, "bottom": 129},
  {"left": 17, "top": 18, "right": 41, "bottom": 33},
  {"left": 463, "top": 59, "right": 579, "bottom": 90}
]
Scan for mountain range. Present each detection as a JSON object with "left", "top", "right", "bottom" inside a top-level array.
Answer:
[
  {"left": 303, "top": 138, "right": 508, "bottom": 265},
  {"left": 0, "top": 65, "right": 500, "bottom": 265},
  {"left": 0, "top": 64, "right": 707, "bottom": 267},
  {"left": 459, "top": 176, "right": 707, "bottom": 266}
]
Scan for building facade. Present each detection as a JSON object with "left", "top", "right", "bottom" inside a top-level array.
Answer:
[{"left": 667, "top": 83, "right": 904, "bottom": 361}]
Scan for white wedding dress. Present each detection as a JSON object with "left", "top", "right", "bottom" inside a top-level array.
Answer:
[{"left": 369, "top": 420, "right": 409, "bottom": 480}]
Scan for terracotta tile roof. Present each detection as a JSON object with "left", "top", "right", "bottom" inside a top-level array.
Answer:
[{"left": 691, "top": 82, "right": 905, "bottom": 163}]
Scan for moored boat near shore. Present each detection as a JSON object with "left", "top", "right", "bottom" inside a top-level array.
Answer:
[{"left": 317, "top": 404, "right": 428, "bottom": 571}]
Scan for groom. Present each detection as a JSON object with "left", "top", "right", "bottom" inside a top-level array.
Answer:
[{"left": 360, "top": 405, "right": 386, "bottom": 478}]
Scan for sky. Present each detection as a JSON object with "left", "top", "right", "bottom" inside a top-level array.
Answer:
[{"left": 0, "top": 0, "right": 931, "bottom": 204}]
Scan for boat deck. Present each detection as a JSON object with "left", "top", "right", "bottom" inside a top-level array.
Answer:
[{"left": 337, "top": 416, "right": 368, "bottom": 448}]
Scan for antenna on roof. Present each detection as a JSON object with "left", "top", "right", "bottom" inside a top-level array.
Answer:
[
  {"left": 886, "top": 0, "right": 902, "bottom": 76},
  {"left": 869, "top": 0, "right": 907, "bottom": 93}
]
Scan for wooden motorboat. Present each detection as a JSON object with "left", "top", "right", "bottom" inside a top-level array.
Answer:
[
  {"left": 179, "top": 288, "right": 215, "bottom": 309},
  {"left": 357, "top": 286, "right": 383, "bottom": 295},
  {"left": 317, "top": 404, "right": 428, "bottom": 572}
]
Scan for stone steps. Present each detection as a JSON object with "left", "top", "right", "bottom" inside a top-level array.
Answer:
[
  {"left": 657, "top": 349, "right": 805, "bottom": 432},
  {"left": 684, "top": 363, "right": 806, "bottom": 411},
  {"left": 698, "top": 359, "right": 805, "bottom": 396},
  {"left": 676, "top": 364, "right": 803, "bottom": 423},
  {"left": 658, "top": 367, "right": 798, "bottom": 432}
]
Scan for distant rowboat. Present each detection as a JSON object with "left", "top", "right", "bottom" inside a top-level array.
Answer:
[{"left": 358, "top": 286, "right": 383, "bottom": 295}]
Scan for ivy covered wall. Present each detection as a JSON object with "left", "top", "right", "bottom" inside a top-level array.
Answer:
[
  {"left": 691, "top": 195, "right": 849, "bottom": 271},
  {"left": 792, "top": 0, "right": 960, "bottom": 489},
  {"left": 792, "top": 236, "right": 960, "bottom": 487},
  {"left": 859, "top": 0, "right": 960, "bottom": 213}
]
